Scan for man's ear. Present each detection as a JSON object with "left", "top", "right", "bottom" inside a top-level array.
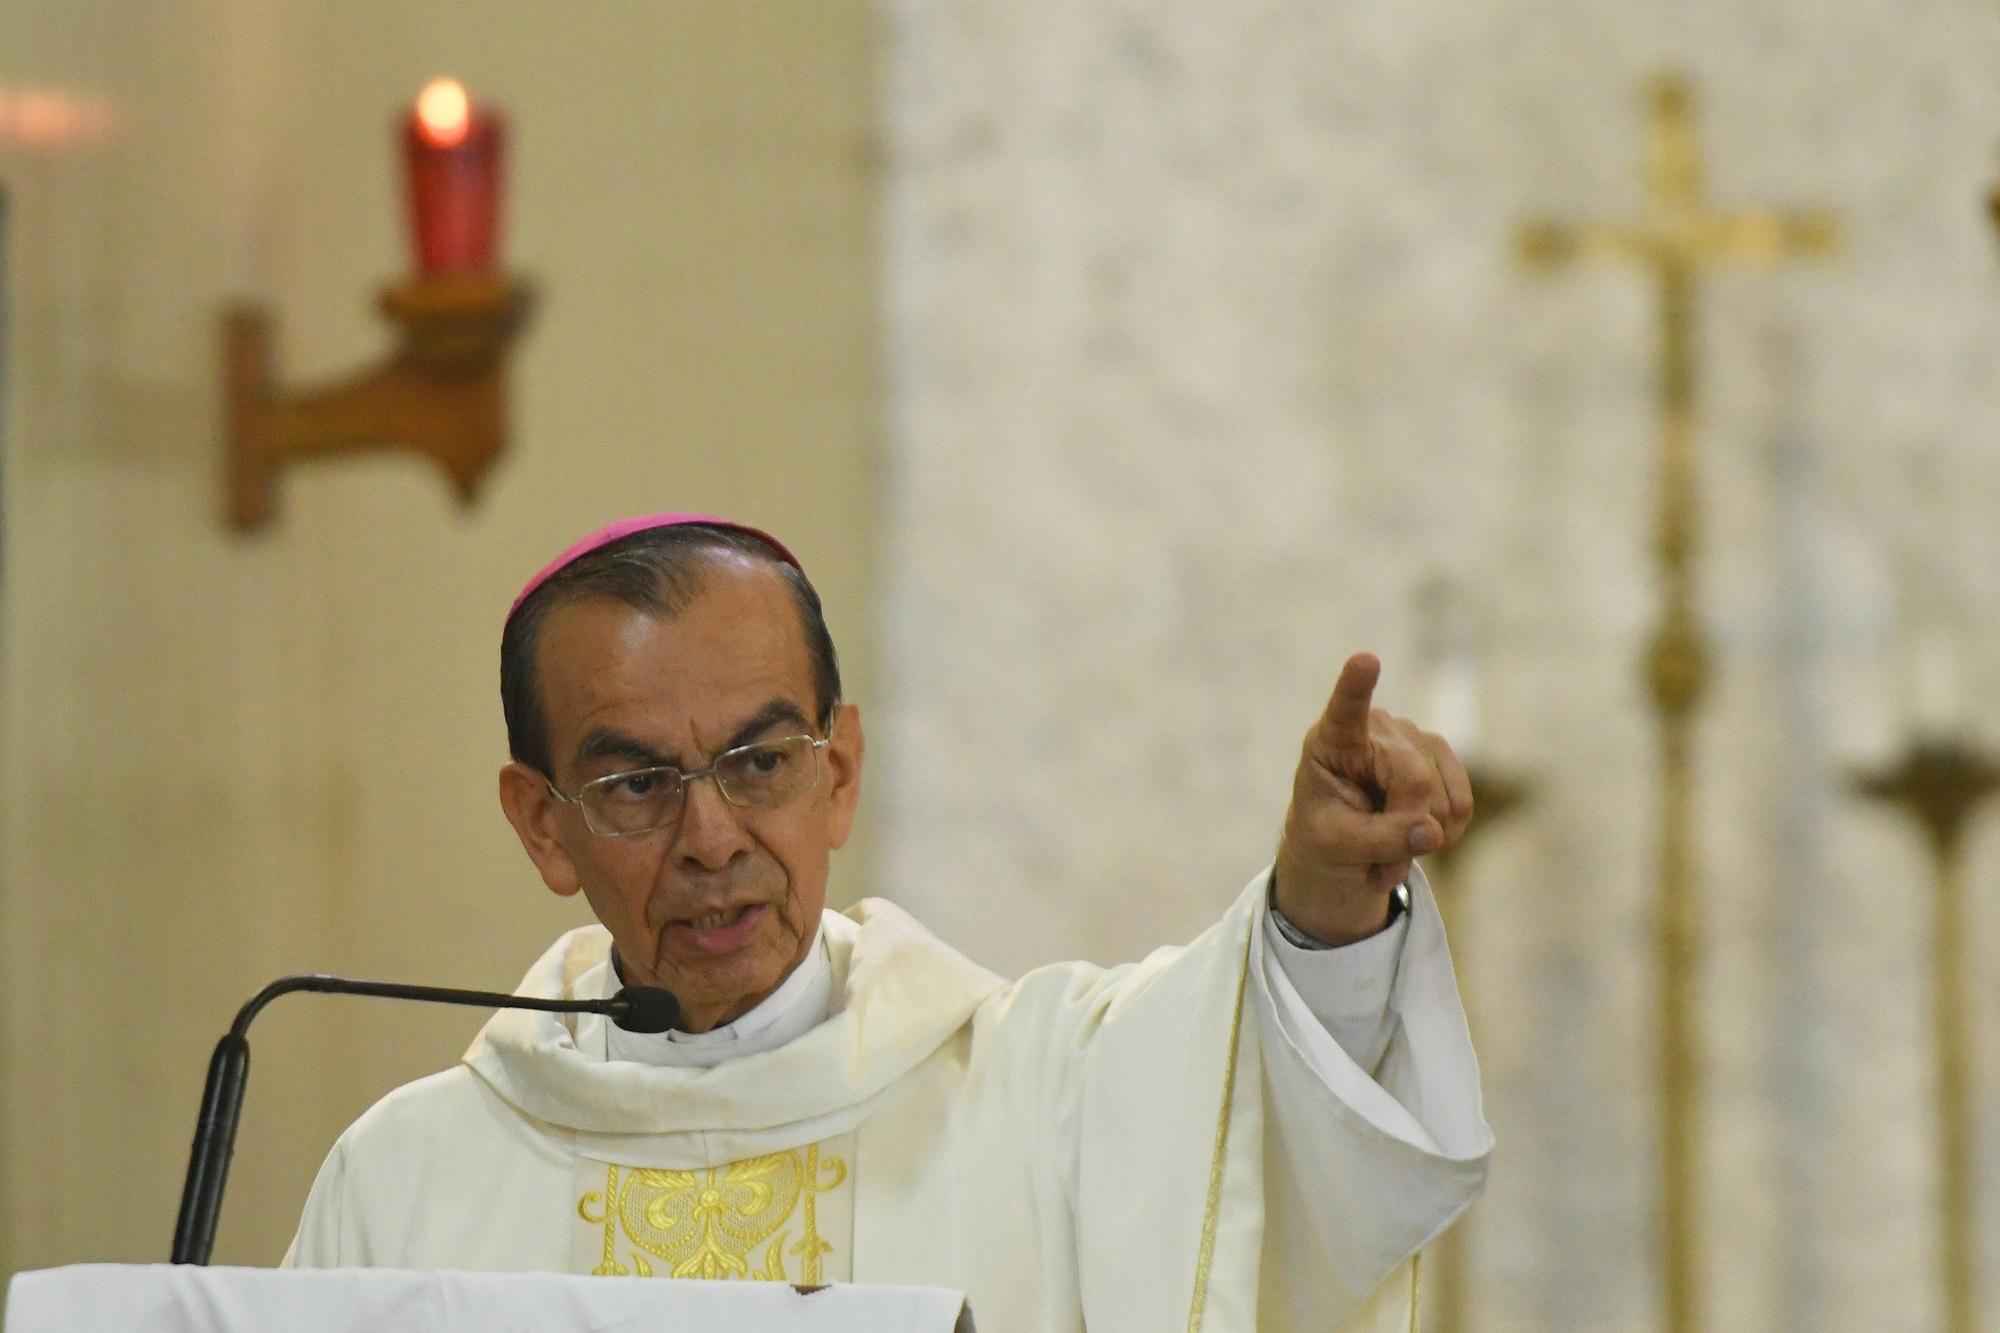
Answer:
[
  {"left": 498, "top": 762, "right": 584, "bottom": 898},
  {"left": 822, "top": 704, "right": 864, "bottom": 852}
]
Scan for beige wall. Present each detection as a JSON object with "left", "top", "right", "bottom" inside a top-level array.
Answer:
[{"left": 0, "top": 1, "right": 877, "bottom": 1277}]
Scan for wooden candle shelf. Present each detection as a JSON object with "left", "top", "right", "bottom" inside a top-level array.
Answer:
[{"left": 222, "top": 273, "right": 535, "bottom": 532}]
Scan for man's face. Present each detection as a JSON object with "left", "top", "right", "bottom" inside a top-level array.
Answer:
[{"left": 498, "top": 557, "right": 862, "bottom": 1033}]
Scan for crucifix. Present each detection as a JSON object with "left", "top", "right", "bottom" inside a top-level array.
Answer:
[{"left": 1516, "top": 72, "right": 1839, "bottom": 1333}]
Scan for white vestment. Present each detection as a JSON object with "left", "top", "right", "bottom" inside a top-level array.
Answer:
[{"left": 286, "top": 872, "right": 1491, "bottom": 1331}]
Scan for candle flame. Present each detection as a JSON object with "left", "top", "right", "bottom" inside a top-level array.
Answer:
[{"left": 415, "top": 77, "right": 471, "bottom": 148}]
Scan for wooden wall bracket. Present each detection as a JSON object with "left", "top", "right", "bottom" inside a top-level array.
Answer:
[{"left": 223, "top": 273, "right": 535, "bottom": 531}]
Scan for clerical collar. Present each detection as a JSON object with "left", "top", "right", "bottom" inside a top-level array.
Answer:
[{"left": 603, "top": 929, "right": 833, "bottom": 1069}]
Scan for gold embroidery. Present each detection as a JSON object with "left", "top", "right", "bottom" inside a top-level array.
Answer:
[
  {"left": 790, "top": 1143, "right": 847, "bottom": 1283},
  {"left": 1185, "top": 914, "right": 1255, "bottom": 1333},
  {"left": 582, "top": 1165, "right": 628, "bottom": 1275},
  {"left": 581, "top": 1146, "right": 847, "bottom": 1282},
  {"left": 761, "top": 1231, "right": 791, "bottom": 1281}
]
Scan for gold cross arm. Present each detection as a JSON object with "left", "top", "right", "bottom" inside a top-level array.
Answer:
[{"left": 1519, "top": 207, "right": 1840, "bottom": 271}]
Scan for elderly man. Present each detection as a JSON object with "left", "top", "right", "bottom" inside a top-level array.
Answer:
[{"left": 286, "top": 514, "right": 1492, "bottom": 1332}]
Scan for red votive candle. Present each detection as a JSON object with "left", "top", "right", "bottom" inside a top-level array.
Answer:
[{"left": 403, "top": 77, "right": 505, "bottom": 274}]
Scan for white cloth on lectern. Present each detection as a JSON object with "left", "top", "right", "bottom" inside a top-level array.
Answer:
[{"left": 1, "top": 1264, "right": 967, "bottom": 1333}]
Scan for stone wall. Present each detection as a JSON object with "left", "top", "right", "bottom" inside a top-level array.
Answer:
[{"left": 874, "top": 4, "right": 2000, "bottom": 1327}]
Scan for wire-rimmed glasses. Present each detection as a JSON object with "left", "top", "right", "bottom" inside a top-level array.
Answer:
[{"left": 546, "top": 734, "right": 828, "bottom": 837}]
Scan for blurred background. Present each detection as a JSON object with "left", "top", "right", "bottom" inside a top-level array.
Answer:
[{"left": 3, "top": 2, "right": 1998, "bottom": 1329}]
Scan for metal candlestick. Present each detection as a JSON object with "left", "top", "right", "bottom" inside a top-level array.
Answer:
[
  {"left": 1849, "top": 737, "right": 2000, "bottom": 1333},
  {"left": 1423, "top": 764, "right": 1532, "bottom": 1333}
]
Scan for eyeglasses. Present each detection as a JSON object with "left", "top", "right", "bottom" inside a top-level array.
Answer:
[{"left": 546, "top": 734, "right": 829, "bottom": 838}]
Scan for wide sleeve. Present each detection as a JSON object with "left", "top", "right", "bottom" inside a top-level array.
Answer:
[{"left": 1251, "top": 865, "right": 1492, "bottom": 1327}]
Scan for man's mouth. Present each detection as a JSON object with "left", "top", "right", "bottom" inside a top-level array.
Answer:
[{"left": 668, "top": 903, "right": 768, "bottom": 956}]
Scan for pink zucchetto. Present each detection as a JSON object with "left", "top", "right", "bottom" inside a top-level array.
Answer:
[{"left": 507, "top": 513, "right": 802, "bottom": 621}]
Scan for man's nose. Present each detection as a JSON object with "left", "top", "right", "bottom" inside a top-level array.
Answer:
[{"left": 673, "top": 773, "right": 752, "bottom": 869}]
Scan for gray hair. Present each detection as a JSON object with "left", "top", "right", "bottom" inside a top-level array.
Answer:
[{"left": 500, "top": 524, "right": 841, "bottom": 777}]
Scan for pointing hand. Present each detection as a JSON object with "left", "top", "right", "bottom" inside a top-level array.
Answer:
[{"left": 1272, "top": 653, "right": 1475, "bottom": 946}]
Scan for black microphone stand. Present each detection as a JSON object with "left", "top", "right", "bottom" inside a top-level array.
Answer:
[{"left": 170, "top": 973, "right": 675, "bottom": 1265}]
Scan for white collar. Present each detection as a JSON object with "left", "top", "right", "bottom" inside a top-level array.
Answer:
[{"left": 600, "top": 928, "right": 834, "bottom": 1069}]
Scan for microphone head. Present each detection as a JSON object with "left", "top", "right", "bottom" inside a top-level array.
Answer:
[{"left": 610, "top": 985, "right": 680, "bottom": 1034}]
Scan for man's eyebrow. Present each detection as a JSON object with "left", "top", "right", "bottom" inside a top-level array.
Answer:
[
  {"left": 575, "top": 730, "right": 674, "bottom": 771},
  {"left": 572, "top": 700, "right": 813, "bottom": 774},
  {"left": 724, "top": 700, "right": 813, "bottom": 751}
]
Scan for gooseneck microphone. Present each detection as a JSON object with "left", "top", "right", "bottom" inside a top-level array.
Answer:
[{"left": 170, "top": 972, "right": 679, "bottom": 1266}]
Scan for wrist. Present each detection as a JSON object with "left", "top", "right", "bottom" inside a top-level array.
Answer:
[{"left": 1268, "top": 875, "right": 1409, "bottom": 950}]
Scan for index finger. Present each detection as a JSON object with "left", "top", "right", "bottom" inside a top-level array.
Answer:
[{"left": 1318, "top": 652, "right": 1381, "bottom": 749}]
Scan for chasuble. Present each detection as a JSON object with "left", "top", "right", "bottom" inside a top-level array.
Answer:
[{"left": 286, "top": 871, "right": 1490, "bottom": 1331}]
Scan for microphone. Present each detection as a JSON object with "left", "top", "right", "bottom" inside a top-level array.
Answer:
[{"left": 169, "top": 972, "right": 679, "bottom": 1266}]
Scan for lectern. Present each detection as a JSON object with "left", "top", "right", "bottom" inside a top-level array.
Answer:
[{"left": 3, "top": 1265, "right": 976, "bottom": 1332}]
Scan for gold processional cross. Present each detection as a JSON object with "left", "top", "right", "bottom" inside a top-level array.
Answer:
[{"left": 1516, "top": 73, "right": 1839, "bottom": 1333}]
